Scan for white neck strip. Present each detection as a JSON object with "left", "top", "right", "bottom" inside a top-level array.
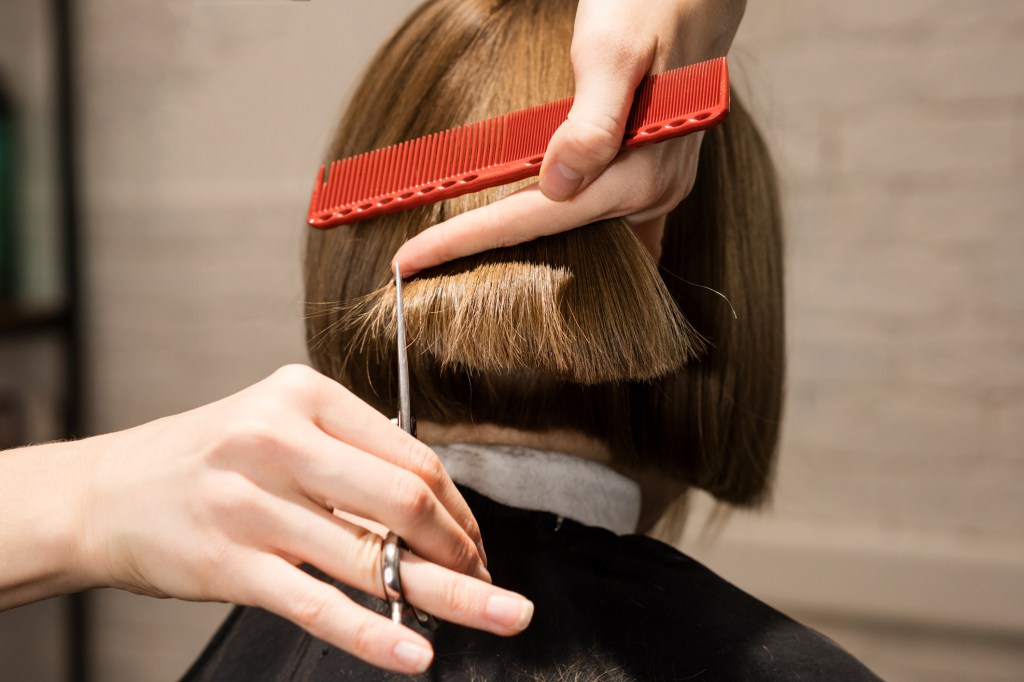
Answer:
[{"left": 429, "top": 443, "right": 641, "bottom": 535}]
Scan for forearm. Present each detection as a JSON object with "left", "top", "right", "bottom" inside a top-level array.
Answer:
[{"left": 0, "top": 438, "right": 99, "bottom": 610}]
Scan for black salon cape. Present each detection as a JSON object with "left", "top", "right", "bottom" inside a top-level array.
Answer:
[{"left": 183, "top": 487, "right": 880, "bottom": 681}]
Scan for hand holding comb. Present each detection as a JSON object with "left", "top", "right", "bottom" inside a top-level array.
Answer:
[{"left": 308, "top": 56, "right": 728, "bottom": 230}]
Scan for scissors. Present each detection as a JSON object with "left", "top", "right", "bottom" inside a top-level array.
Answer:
[
  {"left": 394, "top": 264, "right": 414, "bottom": 439},
  {"left": 381, "top": 264, "right": 436, "bottom": 628}
]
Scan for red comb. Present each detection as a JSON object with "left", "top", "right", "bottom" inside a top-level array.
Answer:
[{"left": 308, "top": 56, "right": 729, "bottom": 229}]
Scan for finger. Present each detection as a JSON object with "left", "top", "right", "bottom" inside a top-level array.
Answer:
[
  {"left": 241, "top": 553, "right": 435, "bottom": 674},
  {"left": 539, "top": 5, "right": 654, "bottom": 201},
  {"left": 266, "top": 502, "right": 533, "bottom": 637},
  {"left": 292, "top": 367, "right": 487, "bottom": 565},
  {"left": 401, "top": 552, "right": 534, "bottom": 636},
  {"left": 291, "top": 428, "right": 490, "bottom": 582},
  {"left": 395, "top": 137, "right": 702, "bottom": 275},
  {"left": 394, "top": 182, "right": 615, "bottom": 275}
]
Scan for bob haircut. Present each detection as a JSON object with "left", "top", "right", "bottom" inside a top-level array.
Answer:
[{"left": 306, "top": 0, "right": 784, "bottom": 507}]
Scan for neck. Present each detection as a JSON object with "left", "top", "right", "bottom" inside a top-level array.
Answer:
[
  {"left": 419, "top": 421, "right": 685, "bottom": 532},
  {"left": 419, "top": 421, "right": 613, "bottom": 464}
]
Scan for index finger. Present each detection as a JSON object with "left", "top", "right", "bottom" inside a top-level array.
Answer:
[{"left": 393, "top": 180, "right": 619, "bottom": 276}]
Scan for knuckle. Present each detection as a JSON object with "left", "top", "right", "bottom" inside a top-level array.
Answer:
[
  {"left": 439, "top": 577, "right": 477, "bottom": 616},
  {"left": 564, "top": 114, "right": 624, "bottom": 166},
  {"left": 617, "top": 194, "right": 645, "bottom": 217},
  {"left": 676, "top": 162, "right": 698, "bottom": 202},
  {"left": 662, "top": 180, "right": 690, "bottom": 212},
  {"left": 288, "top": 587, "right": 332, "bottom": 631},
  {"left": 451, "top": 536, "right": 479, "bottom": 573},
  {"left": 638, "top": 184, "right": 668, "bottom": 213},
  {"left": 485, "top": 208, "right": 518, "bottom": 250},
  {"left": 433, "top": 225, "right": 458, "bottom": 265},
  {"left": 644, "top": 162, "right": 670, "bottom": 195},
  {"left": 621, "top": 167, "right": 671, "bottom": 215},
  {"left": 392, "top": 473, "right": 434, "bottom": 520},
  {"left": 349, "top": 618, "right": 380, "bottom": 658},
  {"left": 273, "top": 363, "right": 315, "bottom": 382},
  {"left": 270, "top": 364, "right": 321, "bottom": 397},
  {"left": 406, "top": 444, "right": 448, "bottom": 494},
  {"left": 225, "top": 416, "right": 283, "bottom": 455},
  {"left": 466, "top": 518, "right": 483, "bottom": 546}
]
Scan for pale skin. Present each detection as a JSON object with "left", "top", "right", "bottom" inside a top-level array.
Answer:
[
  {"left": 1, "top": 367, "right": 522, "bottom": 674},
  {"left": 0, "top": 0, "right": 745, "bottom": 676}
]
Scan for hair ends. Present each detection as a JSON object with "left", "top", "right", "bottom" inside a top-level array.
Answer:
[{"left": 341, "top": 219, "right": 703, "bottom": 385}]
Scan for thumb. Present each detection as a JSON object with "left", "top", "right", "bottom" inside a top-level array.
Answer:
[{"left": 539, "top": 40, "right": 652, "bottom": 201}]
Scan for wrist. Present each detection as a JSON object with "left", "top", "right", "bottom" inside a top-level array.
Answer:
[
  {"left": 39, "top": 437, "right": 108, "bottom": 594},
  {"left": 58, "top": 434, "right": 111, "bottom": 592},
  {"left": 0, "top": 439, "right": 104, "bottom": 610}
]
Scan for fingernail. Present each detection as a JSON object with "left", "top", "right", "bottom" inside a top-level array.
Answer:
[
  {"left": 476, "top": 564, "right": 493, "bottom": 584},
  {"left": 393, "top": 258, "right": 417, "bottom": 278},
  {"left": 391, "top": 251, "right": 420, "bottom": 278},
  {"left": 393, "top": 640, "right": 433, "bottom": 673},
  {"left": 543, "top": 162, "right": 583, "bottom": 201},
  {"left": 486, "top": 595, "right": 534, "bottom": 631}
]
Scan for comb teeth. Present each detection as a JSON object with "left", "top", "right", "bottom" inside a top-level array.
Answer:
[{"left": 308, "top": 56, "right": 728, "bottom": 229}]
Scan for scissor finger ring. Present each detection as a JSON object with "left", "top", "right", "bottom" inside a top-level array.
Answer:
[{"left": 381, "top": 532, "right": 405, "bottom": 624}]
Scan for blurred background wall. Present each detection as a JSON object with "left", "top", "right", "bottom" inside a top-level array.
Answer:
[{"left": 0, "top": 0, "right": 1021, "bottom": 680}]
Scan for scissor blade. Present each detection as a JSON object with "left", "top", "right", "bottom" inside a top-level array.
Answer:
[{"left": 395, "top": 265, "right": 413, "bottom": 435}]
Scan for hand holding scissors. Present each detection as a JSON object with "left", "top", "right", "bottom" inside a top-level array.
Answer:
[{"left": 1, "top": 327, "right": 533, "bottom": 676}]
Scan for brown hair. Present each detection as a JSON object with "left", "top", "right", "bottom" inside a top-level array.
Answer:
[{"left": 305, "top": 0, "right": 784, "bottom": 507}]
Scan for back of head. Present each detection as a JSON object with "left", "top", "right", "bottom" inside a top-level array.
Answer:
[{"left": 305, "top": 0, "right": 784, "bottom": 507}]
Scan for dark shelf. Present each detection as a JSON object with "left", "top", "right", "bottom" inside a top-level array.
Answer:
[
  {"left": 0, "top": 301, "right": 69, "bottom": 335},
  {"left": 3, "top": 0, "right": 85, "bottom": 678}
]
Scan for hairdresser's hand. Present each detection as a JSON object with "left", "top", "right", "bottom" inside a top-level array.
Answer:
[
  {"left": 394, "top": 0, "right": 745, "bottom": 273},
  {"left": 2, "top": 365, "right": 533, "bottom": 675}
]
